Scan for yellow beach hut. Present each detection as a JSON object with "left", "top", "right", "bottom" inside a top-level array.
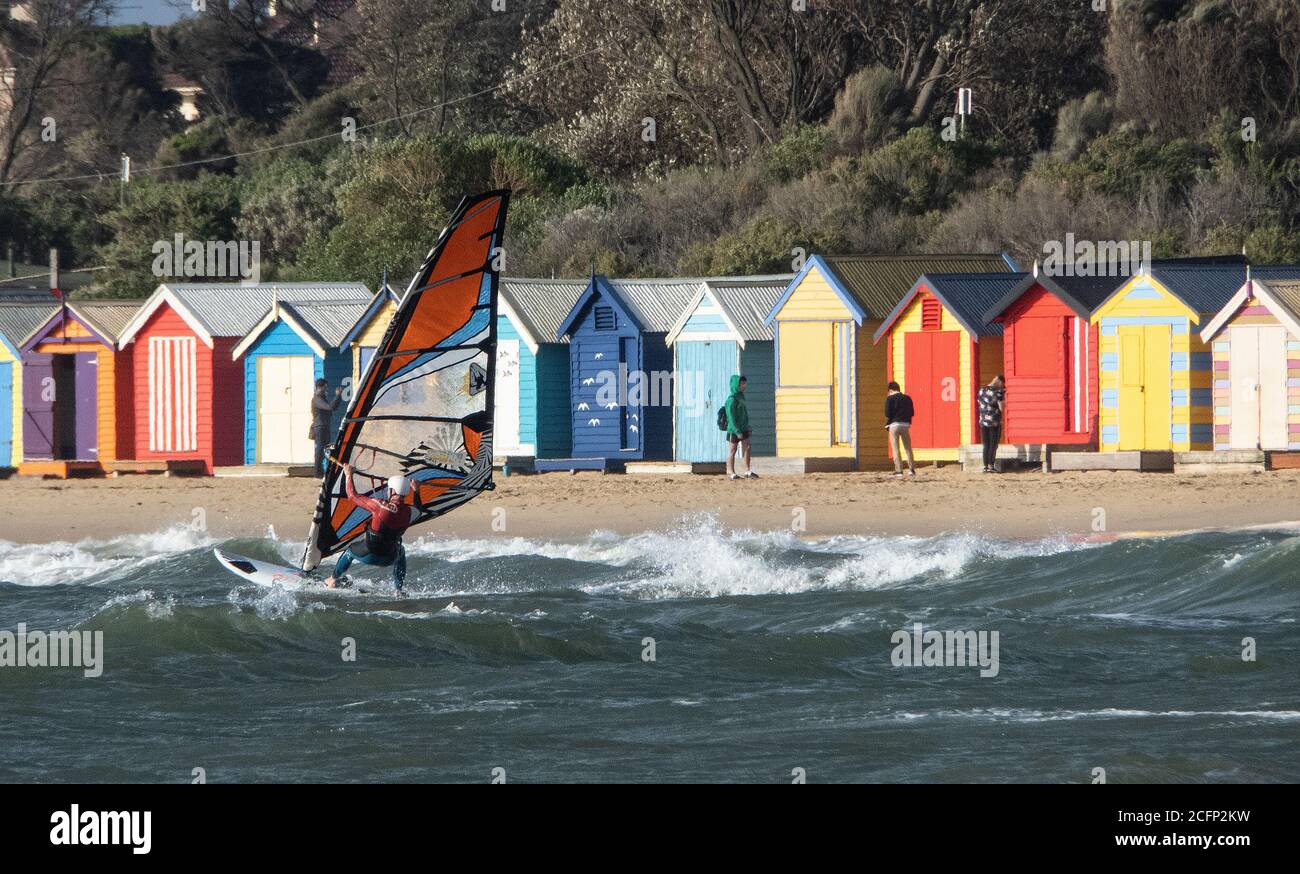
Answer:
[
  {"left": 340, "top": 278, "right": 400, "bottom": 388},
  {"left": 1090, "top": 264, "right": 1245, "bottom": 451},
  {"left": 1199, "top": 276, "right": 1300, "bottom": 451},
  {"left": 763, "top": 253, "right": 1015, "bottom": 468}
]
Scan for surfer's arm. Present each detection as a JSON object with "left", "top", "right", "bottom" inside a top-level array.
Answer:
[{"left": 343, "top": 467, "right": 384, "bottom": 515}]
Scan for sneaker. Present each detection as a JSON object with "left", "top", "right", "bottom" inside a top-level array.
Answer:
[
  {"left": 908, "top": 469, "right": 916, "bottom": 477},
  {"left": 729, "top": 473, "right": 740, "bottom": 480},
  {"left": 892, "top": 471, "right": 903, "bottom": 478},
  {"left": 745, "top": 471, "right": 759, "bottom": 479}
]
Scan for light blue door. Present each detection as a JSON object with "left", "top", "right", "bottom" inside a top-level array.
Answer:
[
  {"left": 674, "top": 340, "right": 737, "bottom": 462},
  {"left": 0, "top": 361, "right": 11, "bottom": 466}
]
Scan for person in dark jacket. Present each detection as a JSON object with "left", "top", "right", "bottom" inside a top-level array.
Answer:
[
  {"left": 310, "top": 378, "right": 343, "bottom": 476},
  {"left": 977, "top": 375, "right": 1006, "bottom": 473},
  {"left": 725, "top": 374, "right": 756, "bottom": 480},
  {"left": 884, "top": 381, "right": 916, "bottom": 477}
]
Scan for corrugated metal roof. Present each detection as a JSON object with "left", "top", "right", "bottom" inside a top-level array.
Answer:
[
  {"left": 921, "top": 272, "right": 1029, "bottom": 337},
  {"left": 1047, "top": 274, "right": 1127, "bottom": 312},
  {"left": 278, "top": 299, "right": 376, "bottom": 348},
  {"left": 162, "top": 282, "right": 372, "bottom": 337},
  {"left": 0, "top": 302, "right": 59, "bottom": 347},
  {"left": 823, "top": 254, "right": 1014, "bottom": 320},
  {"left": 1258, "top": 279, "right": 1300, "bottom": 320},
  {"left": 1251, "top": 264, "right": 1300, "bottom": 281},
  {"left": 71, "top": 300, "right": 145, "bottom": 341},
  {"left": 606, "top": 278, "right": 701, "bottom": 333},
  {"left": 500, "top": 278, "right": 588, "bottom": 345},
  {"left": 0, "top": 287, "right": 55, "bottom": 301},
  {"left": 702, "top": 275, "right": 794, "bottom": 341},
  {"left": 1151, "top": 265, "right": 1246, "bottom": 314}
]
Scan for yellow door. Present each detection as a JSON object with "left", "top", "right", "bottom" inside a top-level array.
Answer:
[
  {"left": 1117, "top": 325, "right": 1170, "bottom": 450},
  {"left": 1142, "top": 325, "right": 1170, "bottom": 448}
]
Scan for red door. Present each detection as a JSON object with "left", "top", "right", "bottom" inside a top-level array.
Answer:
[{"left": 905, "top": 331, "right": 961, "bottom": 448}]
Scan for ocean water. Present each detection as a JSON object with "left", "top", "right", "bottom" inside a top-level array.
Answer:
[{"left": 0, "top": 517, "right": 1296, "bottom": 783}]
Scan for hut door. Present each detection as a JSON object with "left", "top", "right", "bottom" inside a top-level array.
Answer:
[
  {"left": 73, "top": 352, "right": 98, "bottom": 459},
  {"left": 257, "top": 355, "right": 314, "bottom": 463},
  {"left": 1257, "top": 327, "right": 1289, "bottom": 449},
  {"left": 1117, "top": 325, "right": 1170, "bottom": 450},
  {"left": 674, "top": 341, "right": 734, "bottom": 463},
  {"left": 495, "top": 338, "right": 522, "bottom": 454},
  {"left": 50, "top": 354, "right": 95, "bottom": 460},
  {"left": 22, "top": 353, "right": 53, "bottom": 459},
  {"left": 148, "top": 336, "right": 198, "bottom": 453},
  {"left": 620, "top": 337, "right": 638, "bottom": 450},
  {"left": 1230, "top": 325, "right": 1288, "bottom": 449},
  {"left": 0, "top": 361, "right": 11, "bottom": 464},
  {"left": 904, "top": 331, "right": 961, "bottom": 448}
]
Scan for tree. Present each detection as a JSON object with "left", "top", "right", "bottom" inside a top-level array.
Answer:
[
  {"left": 511, "top": 0, "right": 856, "bottom": 172},
  {"left": 0, "top": 0, "right": 117, "bottom": 183}
]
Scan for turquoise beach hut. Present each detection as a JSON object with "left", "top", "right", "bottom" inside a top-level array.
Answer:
[
  {"left": 232, "top": 296, "right": 372, "bottom": 465},
  {"left": 664, "top": 275, "right": 791, "bottom": 462},
  {"left": 496, "top": 279, "right": 587, "bottom": 461}
]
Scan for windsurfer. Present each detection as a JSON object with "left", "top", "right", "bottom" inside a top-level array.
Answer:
[{"left": 324, "top": 464, "right": 422, "bottom": 594}]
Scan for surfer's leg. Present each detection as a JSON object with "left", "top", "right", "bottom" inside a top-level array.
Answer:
[
  {"left": 325, "top": 549, "right": 356, "bottom": 588},
  {"left": 392, "top": 545, "right": 407, "bottom": 592}
]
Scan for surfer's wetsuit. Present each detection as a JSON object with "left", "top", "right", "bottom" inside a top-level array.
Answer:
[{"left": 332, "top": 475, "right": 422, "bottom": 589}]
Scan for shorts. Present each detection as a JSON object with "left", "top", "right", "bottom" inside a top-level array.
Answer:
[{"left": 728, "top": 430, "right": 752, "bottom": 444}]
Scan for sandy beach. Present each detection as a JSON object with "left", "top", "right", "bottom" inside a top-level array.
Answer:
[{"left": 1, "top": 467, "right": 1296, "bottom": 544}]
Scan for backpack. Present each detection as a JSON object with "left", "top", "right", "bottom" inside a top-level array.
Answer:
[{"left": 717, "top": 404, "right": 729, "bottom": 431}]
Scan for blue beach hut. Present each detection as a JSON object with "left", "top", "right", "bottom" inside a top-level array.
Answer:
[
  {"left": 543, "top": 275, "right": 699, "bottom": 470},
  {"left": 496, "top": 278, "right": 587, "bottom": 461},
  {"left": 232, "top": 296, "right": 372, "bottom": 465},
  {"left": 664, "top": 275, "right": 791, "bottom": 462}
]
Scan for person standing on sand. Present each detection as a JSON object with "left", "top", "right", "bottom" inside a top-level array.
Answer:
[
  {"left": 725, "top": 374, "right": 756, "bottom": 480},
  {"left": 310, "top": 378, "right": 343, "bottom": 476},
  {"left": 977, "top": 375, "right": 1006, "bottom": 473},
  {"left": 885, "top": 381, "right": 916, "bottom": 478}
]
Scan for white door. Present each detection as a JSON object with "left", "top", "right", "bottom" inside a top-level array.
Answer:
[
  {"left": 1258, "top": 327, "right": 1289, "bottom": 449},
  {"left": 258, "top": 356, "right": 316, "bottom": 463},
  {"left": 495, "top": 338, "right": 523, "bottom": 454},
  {"left": 1230, "top": 326, "right": 1289, "bottom": 450}
]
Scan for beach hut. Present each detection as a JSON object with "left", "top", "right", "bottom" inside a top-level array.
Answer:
[
  {"left": 764, "top": 254, "right": 1016, "bottom": 468},
  {"left": 872, "top": 272, "right": 1026, "bottom": 461},
  {"left": 1090, "top": 265, "right": 1245, "bottom": 452},
  {"left": 231, "top": 298, "right": 373, "bottom": 465},
  {"left": 115, "top": 282, "right": 370, "bottom": 474},
  {"left": 982, "top": 272, "right": 1118, "bottom": 446},
  {"left": 664, "top": 275, "right": 792, "bottom": 462},
  {"left": 496, "top": 278, "right": 587, "bottom": 459},
  {"left": 0, "top": 301, "right": 60, "bottom": 468},
  {"left": 339, "top": 278, "right": 401, "bottom": 387},
  {"left": 545, "top": 275, "right": 700, "bottom": 468},
  {"left": 16, "top": 300, "right": 142, "bottom": 474},
  {"left": 1199, "top": 276, "right": 1300, "bottom": 451}
]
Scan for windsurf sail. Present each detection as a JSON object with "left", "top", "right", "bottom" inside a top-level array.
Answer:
[{"left": 301, "top": 190, "right": 510, "bottom": 571}]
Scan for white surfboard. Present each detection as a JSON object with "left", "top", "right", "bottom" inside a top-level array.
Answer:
[{"left": 213, "top": 548, "right": 375, "bottom": 595}]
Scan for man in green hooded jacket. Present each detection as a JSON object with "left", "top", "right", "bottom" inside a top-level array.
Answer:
[{"left": 725, "top": 374, "right": 756, "bottom": 479}]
